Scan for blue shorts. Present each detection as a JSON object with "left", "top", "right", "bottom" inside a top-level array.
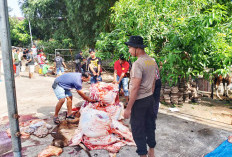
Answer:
[
  {"left": 53, "top": 85, "right": 72, "bottom": 100},
  {"left": 117, "top": 75, "right": 129, "bottom": 96},
  {"left": 56, "top": 67, "right": 64, "bottom": 74}
]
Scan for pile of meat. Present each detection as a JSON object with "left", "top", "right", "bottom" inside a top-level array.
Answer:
[
  {"left": 38, "top": 82, "right": 135, "bottom": 157},
  {"left": 38, "top": 145, "right": 63, "bottom": 157},
  {"left": 70, "top": 82, "right": 135, "bottom": 153},
  {"left": 6, "top": 119, "right": 52, "bottom": 138}
]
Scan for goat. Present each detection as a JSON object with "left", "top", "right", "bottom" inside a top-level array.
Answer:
[{"left": 211, "top": 74, "right": 231, "bottom": 100}]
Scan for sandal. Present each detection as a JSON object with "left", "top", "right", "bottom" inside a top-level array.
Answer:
[
  {"left": 66, "top": 113, "right": 75, "bottom": 119},
  {"left": 53, "top": 117, "right": 60, "bottom": 125}
]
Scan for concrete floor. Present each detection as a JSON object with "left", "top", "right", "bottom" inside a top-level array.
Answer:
[
  {"left": 0, "top": 54, "right": 231, "bottom": 156},
  {"left": 0, "top": 112, "right": 231, "bottom": 157}
]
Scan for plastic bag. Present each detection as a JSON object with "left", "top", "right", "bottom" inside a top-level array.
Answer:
[{"left": 79, "top": 108, "right": 111, "bottom": 138}]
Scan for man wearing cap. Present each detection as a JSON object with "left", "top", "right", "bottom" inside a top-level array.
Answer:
[
  {"left": 87, "top": 48, "right": 102, "bottom": 84},
  {"left": 52, "top": 72, "right": 96, "bottom": 124},
  {"left": 113, "top": 53, "right": 130, "bottom": 105},
  {"left": 124, "top": 36, "right": 158, "bottom": 157},
  {"left": 54, "top": 52, "right": 66, "bottom": 76}
]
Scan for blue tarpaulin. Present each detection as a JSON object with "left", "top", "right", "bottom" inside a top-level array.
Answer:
[{"left": 205, "top": 140, "right": 232, "bottom": 157}]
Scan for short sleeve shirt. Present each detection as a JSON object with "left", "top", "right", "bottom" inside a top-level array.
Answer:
[
  {"left": 114, "top": 60, "right": 130, "bottom": 77},
  {"left": 129, "top": 54, "right": 157, "bottom": 100},
  {"left": 14, "top": 53, "right": 19, "bottom": 63},
  {"left": 27, "top": 54, "right": 35, "bottom": 65},
  {"left": 87, "top": 57, "right": 102, "bottom": 74},
  {"left": 55, "top": 73, "right": 82, "bottom": 90},
  {"left": 31, "top": 48, "right": 37, "bottom": 58},
  {"left": 54, "top": 56, "right": 64, "bottom": 68}
]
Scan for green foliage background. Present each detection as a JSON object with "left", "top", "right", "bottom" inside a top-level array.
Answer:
[
  {"left": 96, "top": 0, "right": 232, "bottom": 84},
  {"left": 9, "top": 17, "right": 31, "bottom": 47},
  {"left": 20, "top": 0, "right": 117, "bottom": 49},
  {"left": 13, "top": 0, "right": 232, "bottom": 83}
]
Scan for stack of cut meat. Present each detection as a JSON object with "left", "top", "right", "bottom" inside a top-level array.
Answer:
[
  {"left": 6, "top": 119, "right": 52, "bottom": 138},
  {"left": 70, "top": 82, "right": 135, "bottom": 153}
]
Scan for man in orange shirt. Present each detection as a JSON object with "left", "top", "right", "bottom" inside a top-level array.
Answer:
[{"left": 113, "top": 54, "right": 130, "bottom": 105}]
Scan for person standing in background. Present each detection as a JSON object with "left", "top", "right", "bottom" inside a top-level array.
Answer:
[
  {"left": 113, "top": 53, "right": 130, "bottom": 105},
  {"left": 14, "top": 49, "right": 21, "bottom": 77},
  {"left": 38, "top": 51, "right": 46, "bottom": 74},
  {"left": 25, "top": 48, "right": 29, "bottom": 59},
  {"left": 81, "top": 58, "right": 87, "bottom": 73},
  {"left": 19, "top": 48, "right": 23, "bottom": 70},
  {"left": 54, "top": 52, "right": 66, "bottom": 76},
  {"left": 12, "top": 48, "right": 16, "bottom": 74},
  {"left": 27, "top": 50, "right": 35, "bottom": 79},
  {"left": 31, "top": 45, "right": 37, "bottom": 58},
  {"left": 75, "top": 51, "right": 83, "bottom": 72},
  {"left": 23, "top": 48, "right": 27, "bottom": 59},
  {"left": 87, "top": 48, "right": 102, "bottom": 84}
]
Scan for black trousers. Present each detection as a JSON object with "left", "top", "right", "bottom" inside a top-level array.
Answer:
[
  {"left": 130, "top": 95, "right": 156, "bottom": 155},
  {"left": 75, "top": 63, "right": 81, "bottom": 72},
  {"left": 153, "top": 79, "right": 161, "bottom": 120}
]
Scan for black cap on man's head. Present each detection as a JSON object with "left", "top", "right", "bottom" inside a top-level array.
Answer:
[{"left": 125, "top": 36, "right": 147, "bottom": 49}]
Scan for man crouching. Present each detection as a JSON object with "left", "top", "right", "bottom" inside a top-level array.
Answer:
[{"left": 52, "top": 72, "right": 96, "bottom": 124}]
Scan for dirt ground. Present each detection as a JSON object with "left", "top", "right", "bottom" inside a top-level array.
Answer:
[
  {"left": 104, "top": 72, "right": 232, "bottom": 131},
  {"left": 0, "top": 69, "right": 232, "bottom": 156},
  {"left": 159, "top": 97, "right": 232, "bottom": 131}
]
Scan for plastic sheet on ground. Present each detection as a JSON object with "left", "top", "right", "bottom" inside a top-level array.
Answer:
[{"left": 205, "top": 136, "right": 232, "bottom": 157}]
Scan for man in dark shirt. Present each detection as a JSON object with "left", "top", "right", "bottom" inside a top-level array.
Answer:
[
  {"left": 54, "top": 52, "right": 66, "bottom": 76},
  {"left": 52, "top": 72, "right": 96, "bottom": 124},
  {"left": 23, "top": 48, "right": 27, "bottom": 59},
  {"left": 75, "top": 51, "right": 83, "bottom": 72},
  {"left": 87, "top": 48, "right": 102, "bottom": 84},
  {"left": 81, "top": 58, "right": 87, "bottom": 73},
  {"left": 25, "top": 48, "right": 29, "bottom": 59}
]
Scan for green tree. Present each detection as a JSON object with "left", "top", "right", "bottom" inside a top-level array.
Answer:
[
  {"left": 9, "top": 17, "right": 31, "bottom": 47},
  {"left": 20, "top": 0, "right": 117, "bottom": 48},
  {"left": 96, "top": 0, "right": 232, "bottom": 84}
]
